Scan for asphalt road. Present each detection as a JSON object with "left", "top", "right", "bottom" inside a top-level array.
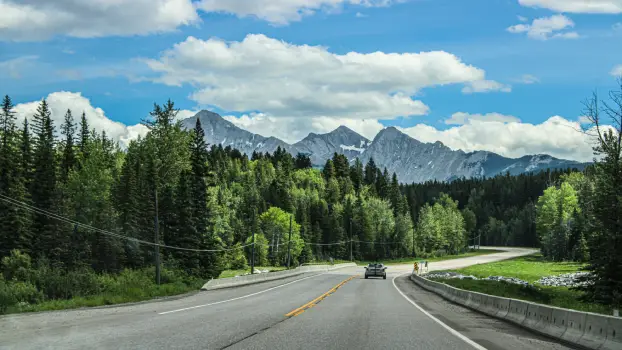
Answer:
[{"left": 0, "top": 247, "right": 577, "bottom": 350}]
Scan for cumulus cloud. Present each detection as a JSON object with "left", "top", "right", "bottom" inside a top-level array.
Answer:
[
  {"left": 0, "top": 0, "right": 199, "bottom": 41},
  {"left": 224, "top": 114, "right": 384, "bottom": 143},
  {"left": 444, "top": 112, "right": 521, "bottom": 125},
  {"left": 399, "top": 116, "right": 599, "bottom": 162},
  {"left": 143, "top": 34, "right": 507, "bottom": 121},
  {"left": 507, "top": 15, "right": 579, "bottom": 40},
  {"left": 196, "top": 0, "right": 402, "bottom": 25},
  {"left": 12, "top": 91, "right": 149, "bottom": 148},
  {"left": 518, "top": 0, "right": 622, "bottom": 14},
  {"left": 611, "top": 64, "right": 622, "bottom": 76}
]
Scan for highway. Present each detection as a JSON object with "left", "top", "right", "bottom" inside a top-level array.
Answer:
[{"left": 0, "top": 247, "right": 576, "bottom": 350}]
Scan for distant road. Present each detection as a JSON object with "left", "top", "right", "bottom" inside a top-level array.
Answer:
[{"left": 0, "top": 247, "right": 573, "bottom": 350}]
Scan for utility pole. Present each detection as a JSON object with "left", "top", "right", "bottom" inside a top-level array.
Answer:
[
  {"left": 412, "top": 226, "right": 415, "bottom": 257},
  {"left": 287, "top": 215, "right": 292, "bottom": 269},
  {"left": 251, "top": 211, "right": 256, "bottom": 274},
  {"left": 154, "top": 186, "right": 161, "bottom": 285},
  {"left": 349, "top": 218, "right": 353, "bottom": 261}
]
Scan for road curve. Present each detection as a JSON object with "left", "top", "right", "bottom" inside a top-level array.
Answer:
[{"left": 0, "top": 247, "right": 575, "bottom": 350}]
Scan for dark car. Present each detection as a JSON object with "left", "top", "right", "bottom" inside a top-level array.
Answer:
[{"left": 364, "top": 263, "right": 387, "bottom": 279}]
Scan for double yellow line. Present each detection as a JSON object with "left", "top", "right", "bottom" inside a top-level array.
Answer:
[{"left": 285, "top": 275, "right": 357, "bottom": 317}]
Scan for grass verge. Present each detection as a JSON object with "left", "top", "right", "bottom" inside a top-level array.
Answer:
[
  {"left": 217, "top": 266, "right": 287, "bottom": 279},
  {"left": 429, "top": 254, "right": 611, "bottom": 315},
  {"left": 356, "top": 249, "right": 503, "bottom": 266},
  {"left": 10, "top": 281, "right": 203, "bottom": 314}
]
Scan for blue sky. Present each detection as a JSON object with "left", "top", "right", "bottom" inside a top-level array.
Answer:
[{"left": 1, "top": 0, "right": 621, "bottom": 161}]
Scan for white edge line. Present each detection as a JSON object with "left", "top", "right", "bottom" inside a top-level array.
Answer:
[
  {"left": 159, "top": 272, "right": 328, "bottom": 315},
  {"left": 392, "top": 273, "right": 488, "bottom": 350}
]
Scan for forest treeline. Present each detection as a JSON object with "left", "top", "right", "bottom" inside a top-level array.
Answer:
[{"left": 1, "top": 79, "right": 620, "bottom": 309}]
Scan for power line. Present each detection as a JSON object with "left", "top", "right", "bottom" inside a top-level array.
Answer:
[{"left": 0, "top": 194, "right": 254, "bottom": 253}]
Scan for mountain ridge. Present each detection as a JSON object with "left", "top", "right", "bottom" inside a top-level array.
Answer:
[{"left": 181, "top": 110, "right": 589, "bottom": 183}]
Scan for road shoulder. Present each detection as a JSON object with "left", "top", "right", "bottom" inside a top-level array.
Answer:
[{"left": 393, "top": 274, "right": 576, "bottom": 350}]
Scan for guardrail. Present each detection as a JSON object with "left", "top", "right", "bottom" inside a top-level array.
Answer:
[
  {"left": 201, "top": 263, "right": 357, "bottom": 291},
  {"left": 410, "top": 273, "right": 621, "bottom": 350}
]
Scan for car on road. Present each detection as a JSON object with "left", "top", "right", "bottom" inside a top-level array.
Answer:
[{"left": 364, "top": 263, "right": 387, "bottom": 279}]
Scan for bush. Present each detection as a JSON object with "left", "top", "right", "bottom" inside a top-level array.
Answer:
[
  {"left": 0, "top": 278, "right": 16, "bottom": 314},
  {"left": 2, "top": 250, "right": 33, "bottom": 282},
  {"left": 9, "top": 281, "right": 44, "bottom": 304},
  {"left": 229, "top": 244, "right": 249, "bottom": 270}
]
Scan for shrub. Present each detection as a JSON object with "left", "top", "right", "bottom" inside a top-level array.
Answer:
[
  {"left": 0, "top": 278, "right": 16, "bottom": 314},
  {"left": 2, "top": 250, "right": 33, "bottom": 282},
  {"left": 9, "top": 281, "right": 44, "bottom": 304}
]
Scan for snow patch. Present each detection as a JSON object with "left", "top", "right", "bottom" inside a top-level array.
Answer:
[
  {"left": 340, "top": 144, "right": 365, "bottom": 153},
  {"left": 526, "top": 155, "right": 553, "bottom": 172},
  {"left": 360, "top": 140, "right": 366, "bottom": 148},
  {"left": 427, "top": 160, "right": 432, "bottom": 165},
  {"left": 220, "top": 137, "right": 227, "bottom": 145}
]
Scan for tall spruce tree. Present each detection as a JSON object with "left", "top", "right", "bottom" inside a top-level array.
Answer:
[
  {"left": 60, "top": 109, "right": 77, "bottom": 182},
  {"left": 190, "top": 118, "right": 222, "bottom": 278},
  {"left": 0, "top": 95, "right": 31, "bottom": 257},
  {"left": 30, "top": 99, "right": 64, "bottom": 264}
]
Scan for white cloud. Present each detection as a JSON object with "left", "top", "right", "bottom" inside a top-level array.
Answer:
[
  {"left": 611, "top": 64, "right": 622, "bottom": 76},
  {"left": 196, "top": 0, "right": 402, "bottom": 25},
  {"left": 445, "top": 112, "right": 521, "bottom": 125},
  {"left": 144, "top": 34, "right": 507, "bottom": 121},
  {"left": 12, "top": 91, "right": 149, "bottom": 148},
  {"left": 0, "top": 0, "right": 199, "bottom": 41},
  {"left": 399, "top": 116, "right": 600, "bottom": 162},
  {"left": 518, "top": 0, "right": 622, "bottom": 14},
  {"left": 507, "top": 15, "right": 579, "bottom": 40},
  {"left": 0, "top": 56, "right": 38, "bottom": 79},
  {"left": 356, "top": 12, "right": 368, "bottom": 17},
  {"left": 226, "top": 112, "right": 604, "bottom": 162},
  {"left": 224, "top": 114, "right": 384, "bottom": 143},
  {"left": 518, "top": 74, "right": 540, "bottom": 84},
  {"left": 462, "top": 80, "right": 512, "bottom": 94},
  {"left": 614, "top": 22, "right": 622, "bottom": 30},
  {"left": 518, "top": 15, "right": 529, "bottom": 22}
]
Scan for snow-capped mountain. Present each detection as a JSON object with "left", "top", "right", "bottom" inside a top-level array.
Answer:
[
  {"left": 180, "top": 111, "right": 589, "bottom": 183},
  {"left": 360, "top": 127, "right": 588, "bottom": 183},
  {"left": 180, "top": 110, "right": 292, "bottom": 156},
  {"left": 292, "top": 125, "right": 370, "bottom": 165}
]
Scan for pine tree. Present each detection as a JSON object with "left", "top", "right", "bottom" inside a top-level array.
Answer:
[
  {"left": 31, "top": 99, "right": 64, "bottom": 264},
  {"left": 350, "top": 158, "right": 364, "bottom": 194},
  {"left": 294, "top": 153, "right": 312, "bottom": 169},
  {"left": 79, "top": 111, "right": 89, "bottom": 158},
  {"left": 20, "top": 118, "right": 32, "bottom": 190},
  {"left": 190, "top": 118, "right": 222, "bottom": 278},
  {"left": 364, "top": 157, "right": 377, "bottom": 186},
  {"left": 389, "top": 172, "right": 402, "bottom": 215},
  {"left": 60, "top": 109, "right": 77, "bottom": 182},
  {"left": 323, "top": 159, "right": 335, "bottom": 180},
  {"left": 0, "top": 95, "right": 31, "bottom": 257}
]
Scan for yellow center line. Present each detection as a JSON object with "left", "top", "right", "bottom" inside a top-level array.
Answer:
[{"left": 285, "top": 275, "right": 357, "bottom": 317}]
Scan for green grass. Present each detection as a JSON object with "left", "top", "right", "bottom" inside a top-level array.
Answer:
[
  {"left": 5, "top": 279, "right": 204, "bottom": 314},
  {"left": 356, "top": 249, "right": 503, "bottom": 266},
  {"left": 430, "top": 254, "right": 612, "bottom": 315},
  {"left": 445, "top": 254, "right": 584, "bottom": 283},
  {"left": 217, "top": 266, "right": 287, "bottom": 279}
]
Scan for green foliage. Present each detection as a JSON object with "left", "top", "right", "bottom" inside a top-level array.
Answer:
[
  {"left": 245, "top": 234, "right": 269, "bottom": 266},
  {"left": 414, "top": 193, "right": 466, "bottom": 255},
  {"left": 228, "top": 244, "right": 248, "bottom": 270},
  {"left": 1, "top": 249, "right": 32, "bottom": 281}
]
